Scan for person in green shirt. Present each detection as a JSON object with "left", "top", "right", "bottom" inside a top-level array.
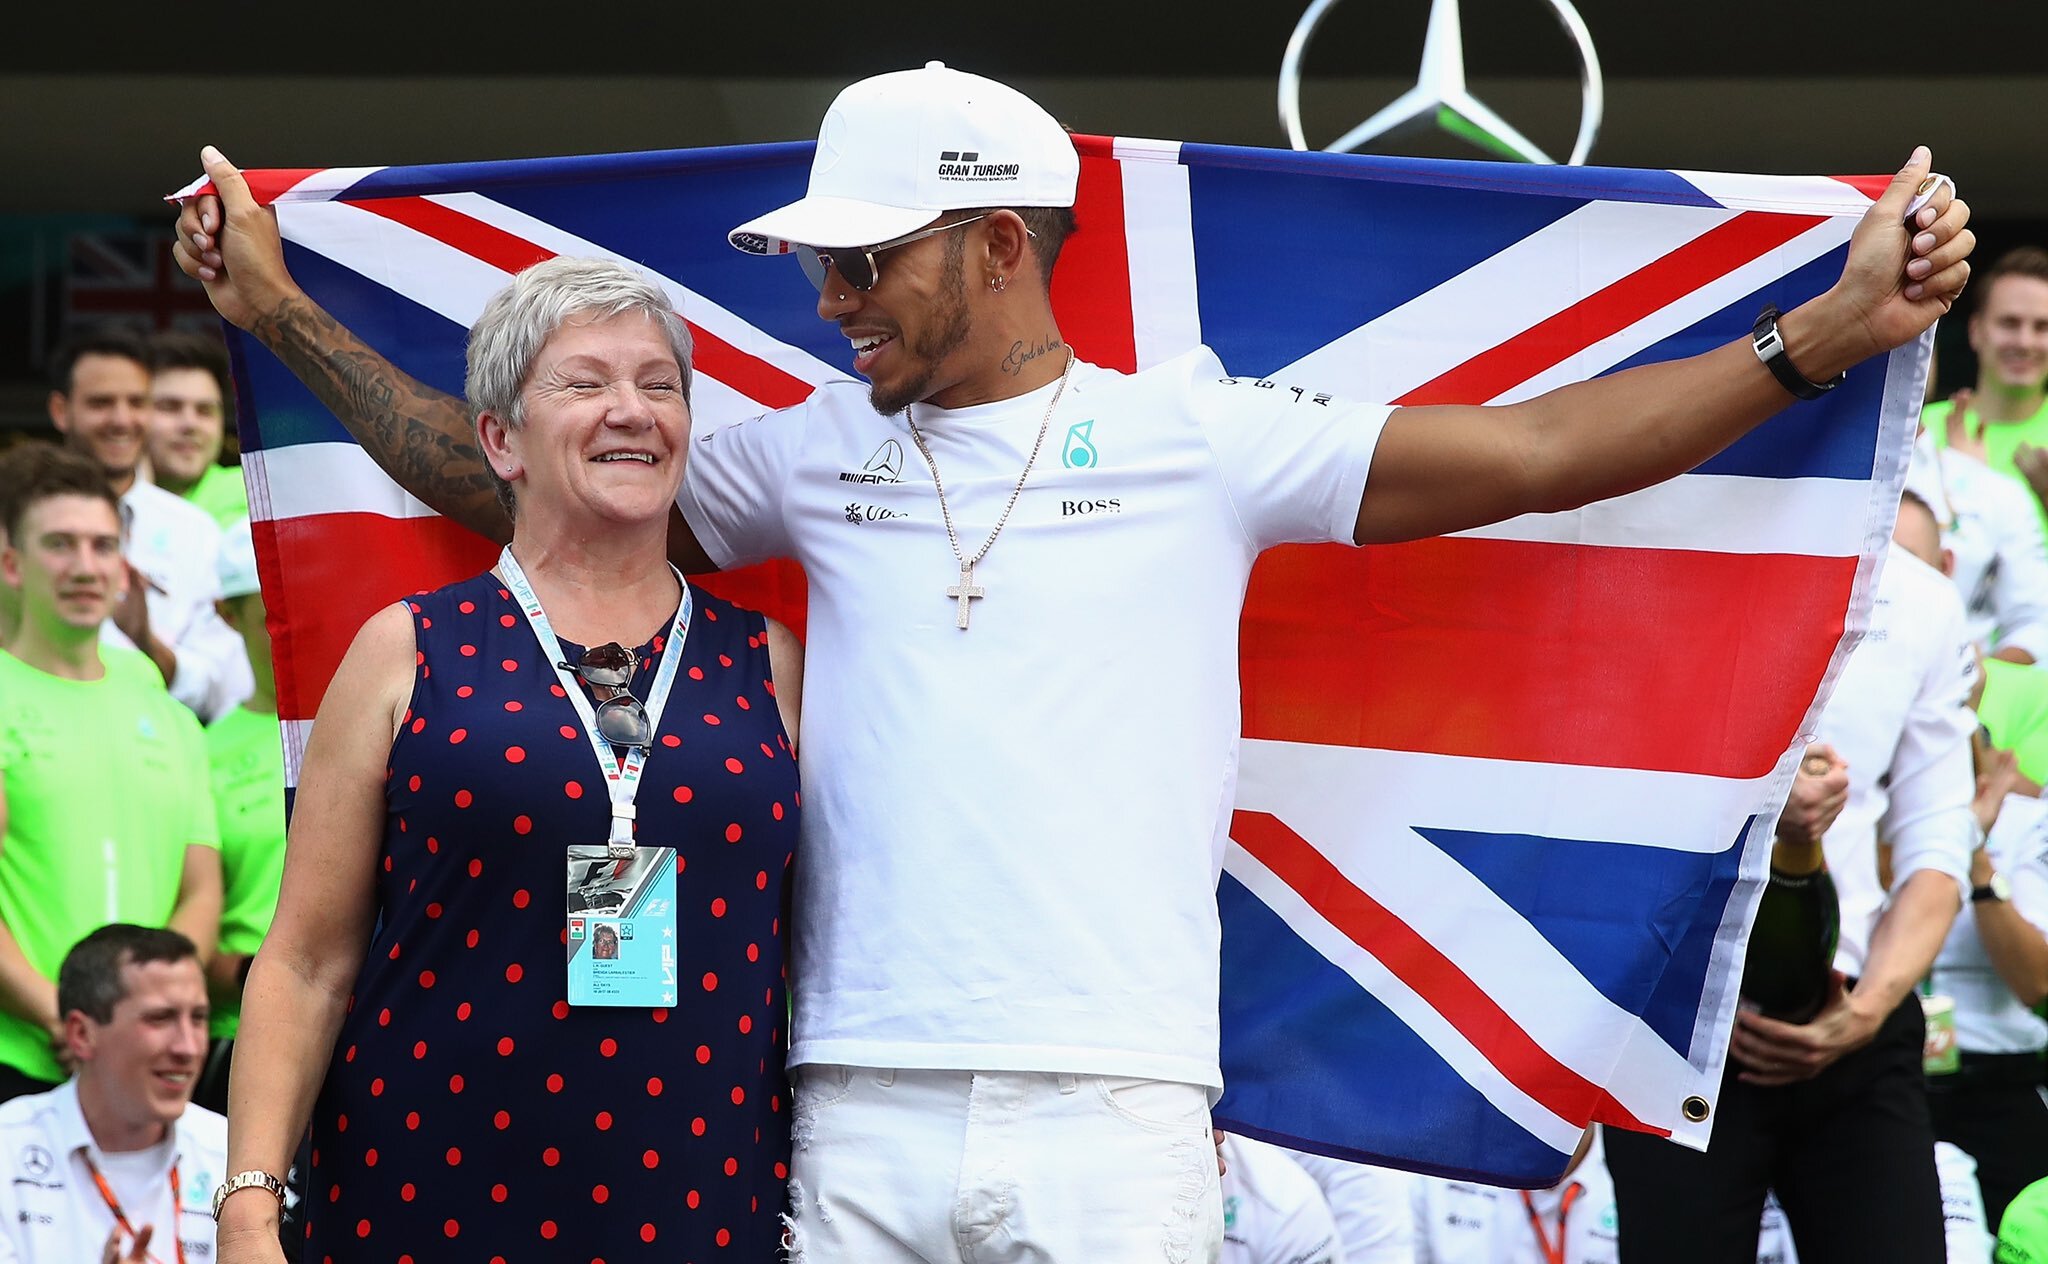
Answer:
[
  {"left": 193, "top": 518, "right": 284, "bottom": 1112},
  {"left": 1926, "top": 245, "right": 2048, "bottom": 536},
  {"left": 144, "top": 330, "right": 248, "bottom": 529},
  {"left": 0, "top": 446, "right": 222, "bottom": 1102},
  {"left": 1979, "top": 657, "right": 2048, "bottom": 788}
]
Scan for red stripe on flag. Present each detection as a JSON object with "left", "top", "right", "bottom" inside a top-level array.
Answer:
[
  {"left": 351, "top": 197, "right": 817, "bottom": 410},
  {"left": 1058, "top": 138, "right": 1139, "bottom": 374},
  {"left": 1829, "top": 174, "right": 1892, "bottom": 202},
  {"left": 688, "top": 327, "right": 815, "bottom": 411},
  {"left": 244, "top": 170, "right": 326, "bottom": 206},
  {"left": 1240, "top": 537, "right": 1854, "bottom": 780},
  {"left": 1231, "top": 809, "right": 1671, "bottom": 1140},
  {"left": 358, "top": 196, "right": 554, "bottom": 275},
  {"left": 1397, "top": 212, "right": 1827, "bottom": 406},
  {"left": 256, "top": 513, "right": 813, "bottom": 725},
  {"left": 254, "top": 513, "right": 499, "bottom": 724}
]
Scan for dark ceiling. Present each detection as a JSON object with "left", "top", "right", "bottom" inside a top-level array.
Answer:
[{"left": 18, "top": 0, "right": 2048, "bottom": 78}]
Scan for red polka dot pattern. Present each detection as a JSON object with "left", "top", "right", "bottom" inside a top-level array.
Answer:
[{"left": 315, "top": 574, "right": 794, "bottom": 1260}]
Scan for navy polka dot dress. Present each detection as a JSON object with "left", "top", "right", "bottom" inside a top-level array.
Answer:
[{"left": 307, "top": 572, "right": 797, "bottom": 1262}]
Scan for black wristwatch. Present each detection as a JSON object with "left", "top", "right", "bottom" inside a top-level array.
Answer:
[
  {"left": 1752, "top": 304, "right": 1845, "bottom": 401},
  {"left": 1973, "top": 872, "right": 2013, "bottom": 904}
]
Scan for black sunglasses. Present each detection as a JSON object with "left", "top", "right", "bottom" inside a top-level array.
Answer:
[
  {"left": 562, "top": 642, "right": 653, "bottom": 750},
  {"left": 795, "top": 214, "right": 992, "bottom": 293}
]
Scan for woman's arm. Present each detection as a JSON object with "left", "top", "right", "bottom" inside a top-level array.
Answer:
[{"left": 764, "top": 616, "right": 804, "bottom": 758}]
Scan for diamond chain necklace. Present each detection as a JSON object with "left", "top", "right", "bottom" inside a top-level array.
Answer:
[{"left": 904, "top": 347, "right": 1077, "bottom": 630}]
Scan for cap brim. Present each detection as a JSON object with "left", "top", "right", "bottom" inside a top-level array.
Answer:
[{"left": 728, "top": 195, "right": 937, "bottom": 255}]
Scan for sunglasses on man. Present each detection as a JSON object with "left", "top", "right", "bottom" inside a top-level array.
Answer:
[{"left": 796, "top": 213, "right": 1033, "bottom": 294}]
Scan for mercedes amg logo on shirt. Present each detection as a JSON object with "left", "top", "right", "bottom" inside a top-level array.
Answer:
[{"left": 839, "top": 439, "right": 905, "bottom": 484}]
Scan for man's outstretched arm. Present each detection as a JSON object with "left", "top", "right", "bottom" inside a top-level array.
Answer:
[{"left": 1356, "top": 147, "right": 1973, "bottom": 546}]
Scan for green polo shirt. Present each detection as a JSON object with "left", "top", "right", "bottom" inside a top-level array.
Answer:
[
  {"left": 1925, "top": 395, "right": 2048, "bottom": 540},
  {"left": 1980, "top": 657, "right": 2048, "bottom": 787},
  {"left": 0, "top": 651, "right": 218, "bottom": 1081},
  {"left": 205, "top": 705, "right": 286, "bottom": 1039},
  {"left": 182, "top": 464, "right": 250, "bottom": 531}
]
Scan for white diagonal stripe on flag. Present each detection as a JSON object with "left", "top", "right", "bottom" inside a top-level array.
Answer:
[
  {"left": 1276, "top": 200, "right": 1744, "bottom": 398},
  {"left": 274, "top": 200, "right": 794, "bottom": 428},
  {"left": 423, "top": 192, "right": 846, "bottom": 391},
  {"left": 1226, "top": 838, "right": 1591, "bottom": 1155}
]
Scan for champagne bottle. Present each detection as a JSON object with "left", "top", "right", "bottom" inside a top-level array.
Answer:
[{"left": 1739, "top": 835, "right": 1842, "bottom": 1024}]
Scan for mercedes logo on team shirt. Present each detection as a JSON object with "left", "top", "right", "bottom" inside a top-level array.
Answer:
[
  {"left": 839, "top": 439, "right": 906, "bottom": 484},
  {"left": 1278, "top": 0, "right": 1604, "bottom": 165}
]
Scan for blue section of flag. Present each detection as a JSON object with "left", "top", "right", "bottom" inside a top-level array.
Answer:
[
  {"left": 1589, "top": 244, "right": 1886, "bottom": 482},
  {"left": 482, "top": 150, "right": 851, "bottom": 372},
  {"left": 1214, "top": 873, "right": 1563, "bottom": 1187},
  {"left": 1417, "top": 824, "right": 1749, "bottom": 1057},
  {"left": 234, "top": 243, "right": 472, "bottom": 452},
  {"left": 332, "top": 142, "right": 816, "bottom": 203},
  {"left": 1189, "top": 162, "right": 1585, "bottom": 378},
  {"left": 1177, "top": 143, "right": 1722, "bottom": 209}
]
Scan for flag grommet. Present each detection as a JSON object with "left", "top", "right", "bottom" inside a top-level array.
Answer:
[{"left": 1681, "top": 1096, "right": 1711, "bottom": 1123}]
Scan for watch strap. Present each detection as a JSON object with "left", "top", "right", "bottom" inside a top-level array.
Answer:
[
  {"left": 1972, "top": 879, "right": 2009, "bottom": 904},
  {"left": 1752, "top": 304, "right": 1845, "bottom": 401},
  {"left": 212, "top": 1169, "right": 287, "bottom": 1220}
]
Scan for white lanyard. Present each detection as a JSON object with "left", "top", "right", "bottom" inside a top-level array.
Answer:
[{"left": 498, "top": 547, "right": 692, "bottom": 856}]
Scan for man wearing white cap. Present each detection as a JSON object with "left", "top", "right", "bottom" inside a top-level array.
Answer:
[{"left": 175, "top": 61, "right": 1971, "bottom": 1262}]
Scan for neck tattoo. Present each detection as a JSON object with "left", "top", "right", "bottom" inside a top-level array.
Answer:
[{"left": 906, "top": 347, "right": 1077, "bottom": 630}]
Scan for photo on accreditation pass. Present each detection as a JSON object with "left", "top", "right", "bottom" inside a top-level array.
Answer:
[{"left": 566, "top": 846, "right": 663, "bottom": 916}]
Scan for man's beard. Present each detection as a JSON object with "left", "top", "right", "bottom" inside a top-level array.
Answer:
[{"left": 869, "top": 241, "right": 972, "bottom": 417}]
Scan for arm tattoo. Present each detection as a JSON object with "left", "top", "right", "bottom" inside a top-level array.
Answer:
[{"left": 254, "top": 297, "right": 511, "bottom": 540}]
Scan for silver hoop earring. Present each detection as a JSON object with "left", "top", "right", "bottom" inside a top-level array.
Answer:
[{"left": 989, "top": 275, "right": 1007, "bottom": 293}]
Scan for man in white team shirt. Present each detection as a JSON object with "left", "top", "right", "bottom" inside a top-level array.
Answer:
[
  {"left": 1218, "top": 1134, "right": 1345, "bottom": 1264},
  {"left": 1605, "top": 490, "right": 1980, "bottom": 1262},
  {"left": 46, "top": 326, "right": 251, "bottom": 721},
  {"left": 1908, "top": 427, "right": 2048, "bottom": 664},
  {"left": 0, "top": 925, "right": 224, "bottom": 1264},
  {"left": 1416, "top": 1127, "right": 1793, "bottom": 1264},
  {"left": 175, "top": 62, "right": 1971, "bottom": 1263}
]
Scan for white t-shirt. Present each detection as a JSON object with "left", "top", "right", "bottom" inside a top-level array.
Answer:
[
  {"left": 0, "top": 1078, "right": 225, "bottom": 1264},
  {"left": 1815, "top": 546, "right": 1978, "bottom": 976},
  {"left": 110, "top": 481, "right": 252, "bottom": 721},
  {"left": 1908, "top": 432, "right": 2048, "bottom": 661},
  {"left": 679, "top": 348, "right": 1388, "bottom": 1086},
  {"left": 1931, "top": 793, "right": 2048, "bottom": 1052},
  {"left": 1285, "top": 1150, "right": 1416, "bottom": 1263},
  {"left": 1220, "top": 1135, "right": 1345, "bottom": 1264}
]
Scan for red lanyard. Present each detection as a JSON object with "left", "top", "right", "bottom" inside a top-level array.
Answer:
[
  {"left": 1521, "top": 1183, "right": 1582, "bottom": 1264},
  {"left": 82, "top": 1153, "right": 185, "bottom": 1264}
]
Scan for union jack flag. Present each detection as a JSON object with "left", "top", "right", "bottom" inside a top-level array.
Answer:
[{"left": 178, "top": 137, "right": 1926, "bottom": 1187}]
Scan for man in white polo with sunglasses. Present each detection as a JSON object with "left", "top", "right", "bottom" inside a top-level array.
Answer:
[{"left": 177, "top": 59, "right": 1969, "bottom": 1264}]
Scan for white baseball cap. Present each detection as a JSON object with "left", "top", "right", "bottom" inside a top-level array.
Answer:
[
  {"left": 729, "top": 61, "right": 1079, "bottom": 255},
  {"left": 217, "top": 515, "right": 261, "bottom": 600}
]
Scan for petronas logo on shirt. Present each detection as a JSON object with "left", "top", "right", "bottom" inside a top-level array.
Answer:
[{"left": 1062, "top": 420, "right": 1099, "bottom": 469}]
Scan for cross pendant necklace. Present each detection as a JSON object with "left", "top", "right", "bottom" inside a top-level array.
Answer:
[
  {"left": 906, "top": 347, "right": 1076, "bottom": 631},
  {"left": 947, "top": 562, "right": 986, "bottom": 629}
]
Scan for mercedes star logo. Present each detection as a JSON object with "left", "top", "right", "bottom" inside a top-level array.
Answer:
[{"left": 1279, "top": 0, "right": 1604, "bottom": 166}]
